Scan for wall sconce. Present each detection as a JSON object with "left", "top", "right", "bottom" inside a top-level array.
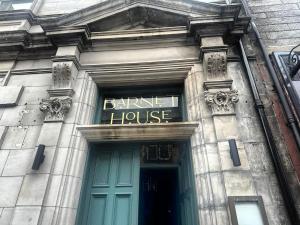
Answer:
[
  {"left": 32, "top": 144, "right": 45, "bottom": 170},
  {"left": 288, "top": 44, "right": 300, "bottom": 79},
  {"left": 228, "top": 139, "right": 241, "bottom": 167}
]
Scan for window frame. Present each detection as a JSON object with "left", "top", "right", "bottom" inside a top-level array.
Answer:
[
  {"left": 272, "top": 52, "right": 300, "bottom": 123},
  {"left": 95, "top": 84, "right": 186, "bottom": 125},
  {"left": 228, "top": 196, "right": 270, "bottom": 225}
]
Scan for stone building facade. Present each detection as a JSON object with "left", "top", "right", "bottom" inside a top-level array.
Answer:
[{"left": 0, "top": 1, "right": 299, "bottom": 225}]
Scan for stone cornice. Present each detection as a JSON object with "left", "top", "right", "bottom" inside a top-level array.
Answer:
[
  {"left": 37, "top": 0, "right": 232, "bottom": 28},
  {"left": 91, "top": 26, "right": 188, "bottom": 41},
  {"left": 0, "top": 1, "right": 250, "bottom": 52},
  {"left": 86, "top": 58, "right": 197, "bottom": 86},
  {"left": 77, "top": 122, "right": 199, "bottom": 142},
  {"left": 0, "top": 9, "right": 35, "bottom": 24},
  {"left": 188, "top": 15, "right": 251, "bottom": 39}
]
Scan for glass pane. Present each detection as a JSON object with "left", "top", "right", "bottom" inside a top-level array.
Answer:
[
  {"left": 235, "top": 202, "right": 264, "bottom": 225},
  {"left": 12, "top": 3, "right": 32, "bottom": 10},
  {"left": 101, "top": 94, "right": 182, "bottom": 124}
]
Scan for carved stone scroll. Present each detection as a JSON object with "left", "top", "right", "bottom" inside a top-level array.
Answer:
[
  {"left": 204, "top": 89, "right": 239, "bottom": 115},
  {"left": 40, "top": 97, "right": 72, "bottom": 122}
]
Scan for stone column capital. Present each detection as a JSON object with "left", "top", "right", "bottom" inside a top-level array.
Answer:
[
  {"left": 204, "top": 89, "right": 239, "bottom": 115},
  {"left": 40, "top": 96, "right": 72, "bottom": 122}
]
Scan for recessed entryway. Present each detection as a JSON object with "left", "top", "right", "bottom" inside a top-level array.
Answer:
[
  {"left": 139, "top": 168, "right": 180, "bottom": 225},
  {"left": 76, "top": 142, "right": 199, "bottom": 225}
]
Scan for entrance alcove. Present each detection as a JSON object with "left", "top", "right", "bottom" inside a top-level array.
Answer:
[
  {"left": 77, "top": 141, "right": 197, "bottom": 225},
  {"left": 76, "top": 62, "right": 201, "bottom": 225}
]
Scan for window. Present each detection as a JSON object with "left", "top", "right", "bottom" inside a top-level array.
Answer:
[
  {"left": 97, "top": 85, "right": 184, "bottom": 125},
  {"left": 272, "top": 52, "right": 300, "bottom": 122},
  {"left": 0, "top": 0, "right": 33, "bottom": 10},
  {"left": 228, "top": 196, "right": 269, "bottom": 225},
  {"left": 12, "top": 0, "right": 32, "bottom": 10}
]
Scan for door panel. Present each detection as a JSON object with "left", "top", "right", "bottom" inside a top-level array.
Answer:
[
  {"left": 82, "top": 144, "right": 140, "bottom": 225},
  {"left": 113, "top": 194, "right": 132, "bottom": 225},
  {"left": 116, "top": 150, "right": 134, "bottom": 186},
  {"left": 93, "top": 151, "right": 113, "bottom": 187},
  {"left": 87, "top": 194, "right": 107, "bottom": 225}
]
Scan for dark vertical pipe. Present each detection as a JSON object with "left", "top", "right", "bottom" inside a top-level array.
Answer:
[{"left": 239, "top": 39, "right": 300, "bottom": 225}]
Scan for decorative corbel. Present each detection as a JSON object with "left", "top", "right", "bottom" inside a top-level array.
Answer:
[
  {"left": 204, "top": 52, "right": 227, "bottom": 79},
  {"left": 204, "top": 89, "right": 239, "bottom": 115},
  {"left": 200, "top": 37, "right": 228, "bottom": 80},
  {"left": 40, "top": 96, "right": 72, "bottom": 122},
  {"left": 203, "top": 80, "right": 239, "bottom": 115},
  {"left": 48, "top": 61, "right": 78, "bottom": 97}
]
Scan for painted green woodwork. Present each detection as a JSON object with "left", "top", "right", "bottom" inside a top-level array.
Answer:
[
  {"left": 77, "top": 142, "right": 199, "bottom": 225},
  {"left": 81, "top": 144, "right": 140, "bottom": 225},
  {"left": 179, "top": 147, "right": 199, "bottom": 225}
]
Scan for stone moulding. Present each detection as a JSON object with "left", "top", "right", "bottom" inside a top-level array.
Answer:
[
  {"left": 203, "top": 51, "right": 227, "bottom": 80},
  {"left": 206, "top": 52, "right": 226, "bottom": 77},
  {"left": 52, "top": 62, "right": 75, "bottom": 89},
  {"left": 87, "top": 59, "right": 197, "bottom": 86},
  {"left": 40, "top": 96, "right": 72, "bottom": 122},
  {"left": 204, "top": 89, "right": 239, "bottom": 114},
  {"left": 77, "top": 122, "right": 199, "bottom": 141}
]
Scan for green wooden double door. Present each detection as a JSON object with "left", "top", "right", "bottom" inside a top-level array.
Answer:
[{"left": 78, "top": 143, "right": 198, "bottom": 225}]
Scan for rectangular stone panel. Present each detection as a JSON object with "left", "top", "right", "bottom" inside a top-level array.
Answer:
[
  {"left": 0, "top": 177, "right": 23, "bottom": 207},
  {"left": 17, "top": 174, "right": 49, "bottom": 206},
  {"left": 0, "top": 86, "right": 23, "bottom": 107}
]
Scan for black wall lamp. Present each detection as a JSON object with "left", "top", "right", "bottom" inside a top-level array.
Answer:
[
  {"left": 228, "top": 139, "right": 241, "bottom": 167},
  {"left": 288, "top": 44, "right": 300, "bottom": 79},
  {"left": 32, "top": 144, "right": 45, "bottom": 170}
]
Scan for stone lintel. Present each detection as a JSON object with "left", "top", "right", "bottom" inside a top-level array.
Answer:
[{"left": 77, "top": 122, "right": 199, "bottom": 142}]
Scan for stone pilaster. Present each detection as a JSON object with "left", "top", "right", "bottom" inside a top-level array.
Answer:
[
  {"left": 201, "top": 37, "right": 256, "bottom": 204},
  {"left": 10, "top": 46, "right": 79, "bottom": 225}
]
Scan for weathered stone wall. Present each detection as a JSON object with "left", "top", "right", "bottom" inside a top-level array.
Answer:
[
  {"left": 246, "top": 0, "right": 300, "bottom": 52},
  {"left": 0, "top": 42, "right": 294, "bottom": 225},
  {"left": 0, "top": 1, "right": 299, "bottom": 225}
]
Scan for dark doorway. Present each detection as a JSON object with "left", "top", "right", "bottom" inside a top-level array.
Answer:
[{"left": 139, "top": 168, "right": 180, "bottom": 225}]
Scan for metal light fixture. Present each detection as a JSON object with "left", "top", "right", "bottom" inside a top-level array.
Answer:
[
  {"left": 228, "top": 139, "right": 241, "bottom": 167},
  {"left": 32, "top": 144, "right": 45, "bottom": 170},
  {"left": 288, "top": 44, "right": 300, "bottom": 79}
]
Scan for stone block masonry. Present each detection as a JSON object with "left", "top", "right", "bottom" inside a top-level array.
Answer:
[{"left": 247, "top": 0, "right": 300, "bottom": 52}]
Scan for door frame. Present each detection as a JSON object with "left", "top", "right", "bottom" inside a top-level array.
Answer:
[{"left": 75, "top": 140, "right": 200, "bottom": 225}]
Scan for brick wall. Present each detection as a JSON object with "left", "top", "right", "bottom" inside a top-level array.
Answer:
[{"left": 247, "top": 0, "right": 300, "bottom": 52}]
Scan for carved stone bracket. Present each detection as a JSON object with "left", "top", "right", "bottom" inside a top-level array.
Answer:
[
  {"left": 204, "top": 89, "right": 239, "bottom": 115},
  {"left": 53, "top": 62, "right": 72, "bottom": 85},
  {"left": 200, "top": 37, "right": 228, "bottom": 80},
  {"left": 204, "top": 52, "right": 227, "bottom": 79},
  {"left": 40, "top": 97, "right": 72, "bottom": 122},
  {"left": 49, "top": 61, "right": 78, "bottom": 97}
]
